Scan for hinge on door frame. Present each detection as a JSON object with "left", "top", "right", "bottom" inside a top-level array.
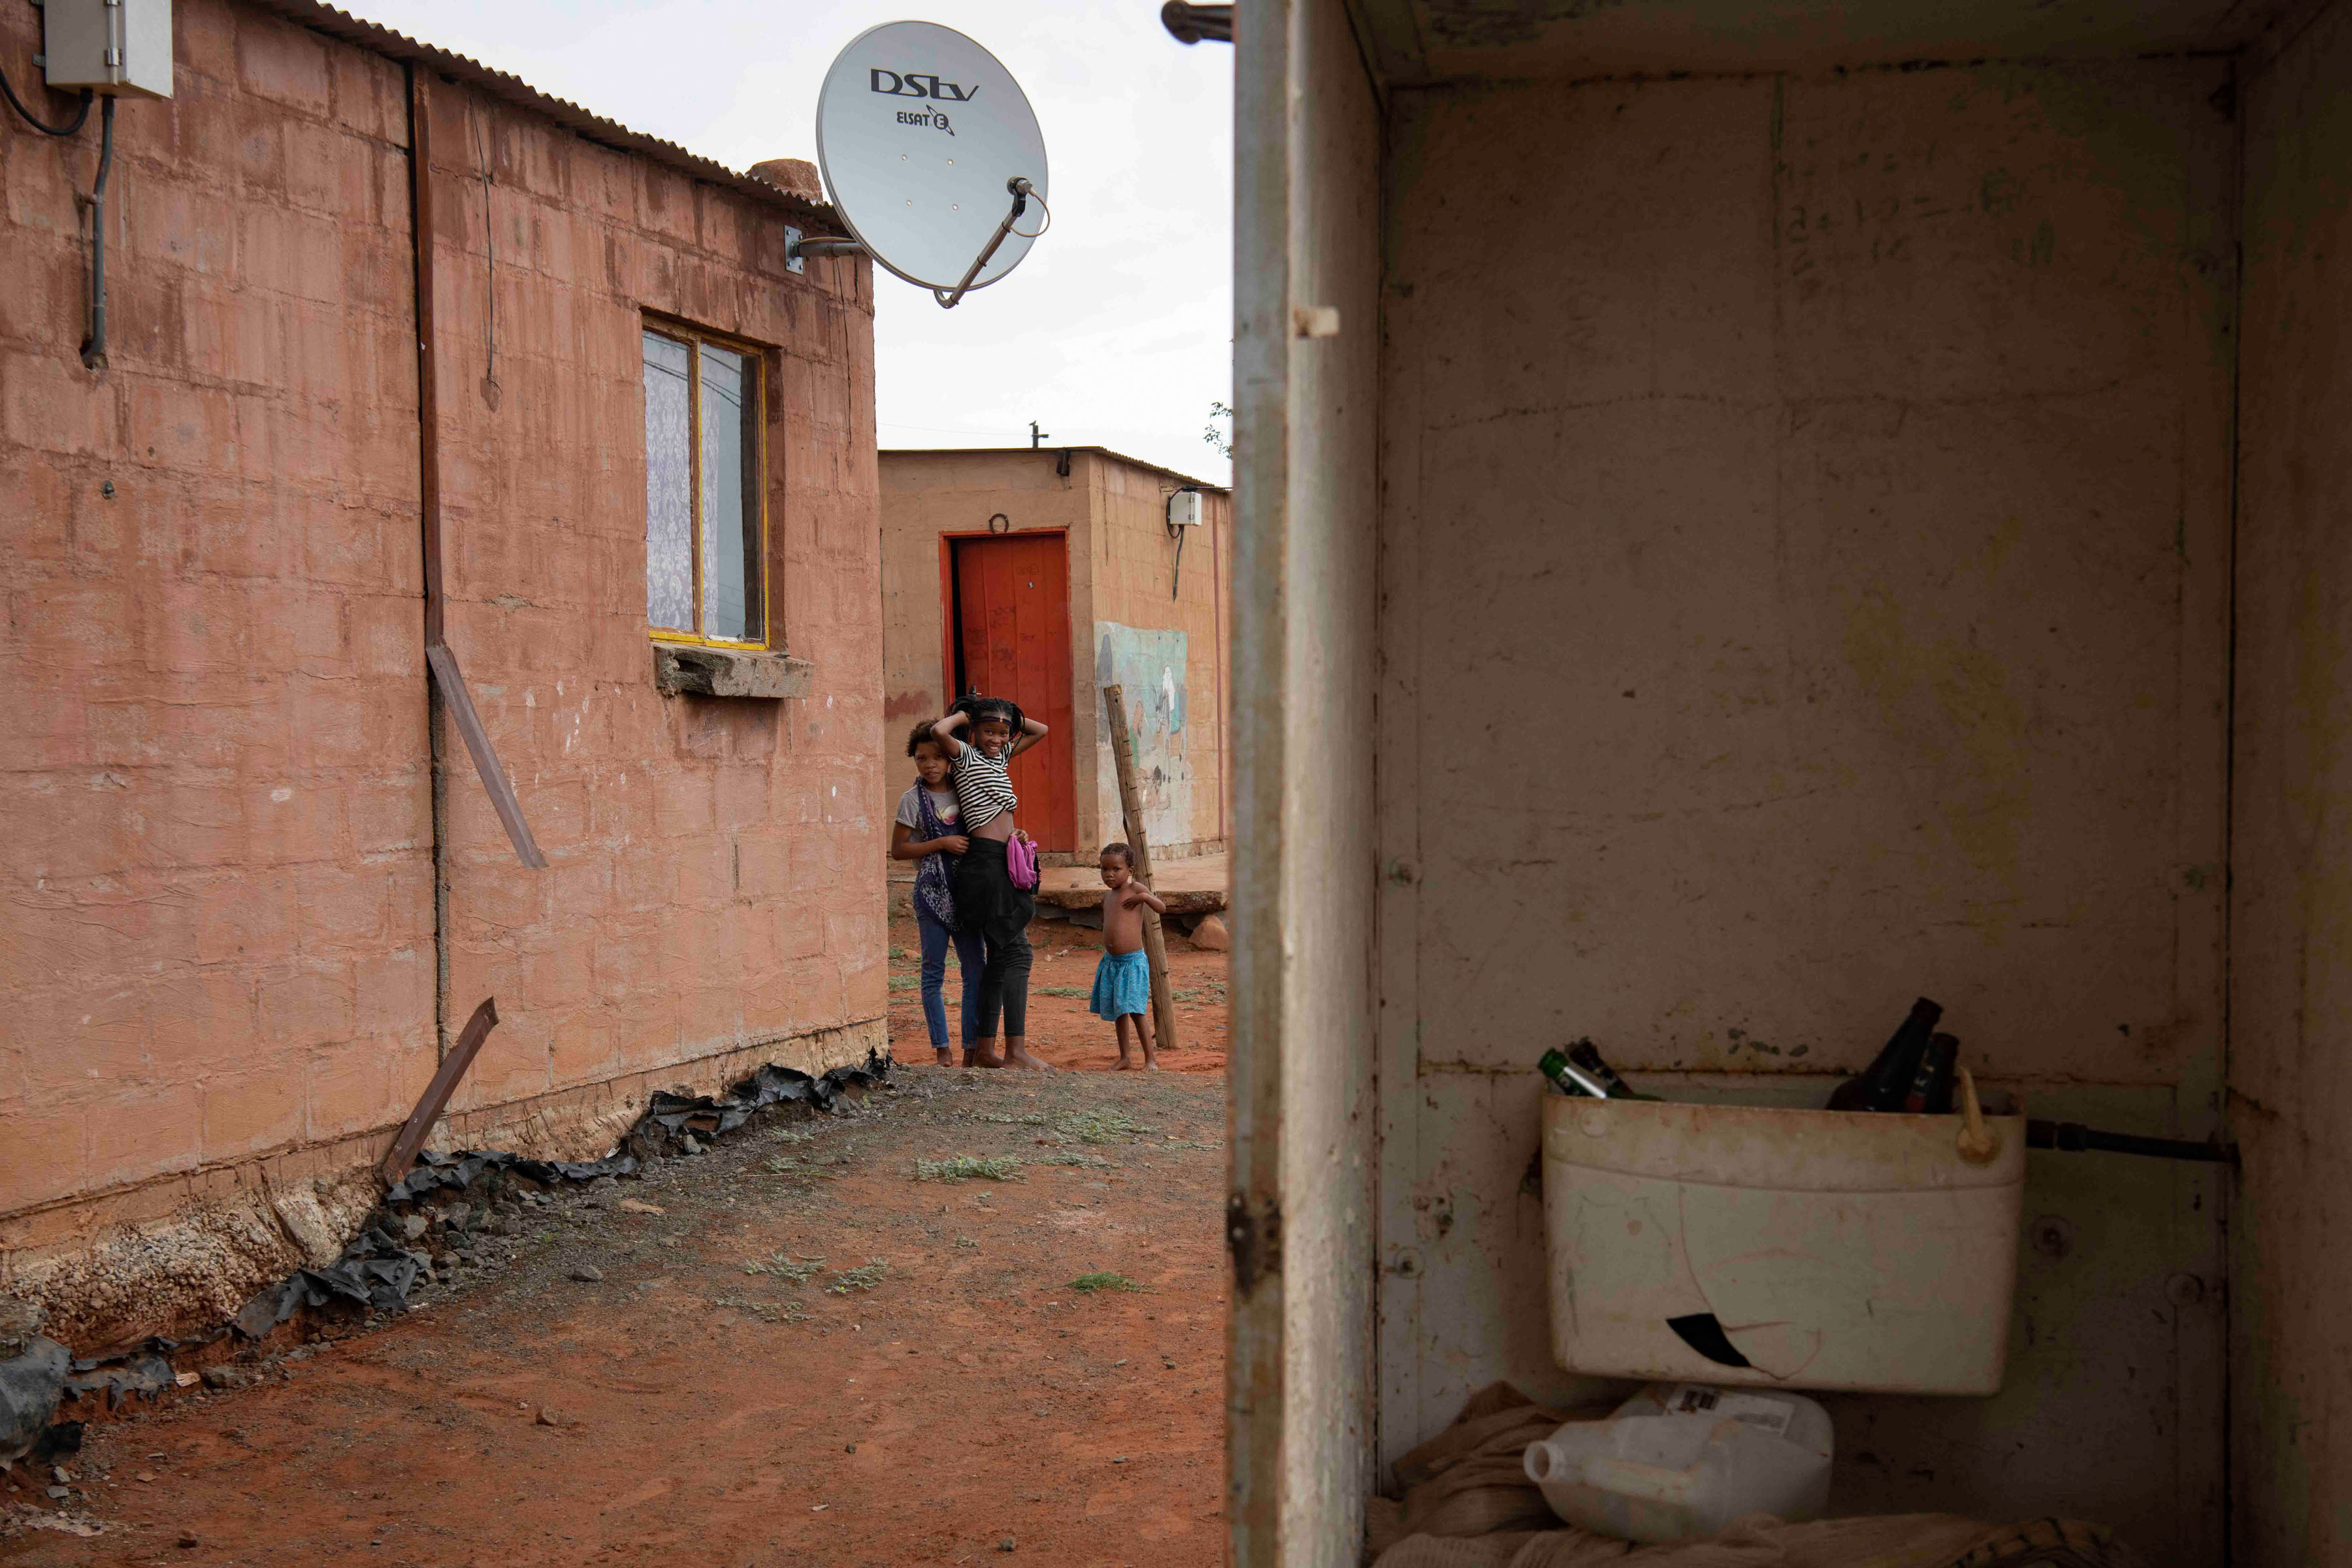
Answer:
[{"left": 1226, "top": 1191, "right": 1283, "bottom": 1295}]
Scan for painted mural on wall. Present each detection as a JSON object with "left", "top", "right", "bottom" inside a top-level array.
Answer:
[{"left": 1094, "top": 623, "right": 1192, "bottom": 850}]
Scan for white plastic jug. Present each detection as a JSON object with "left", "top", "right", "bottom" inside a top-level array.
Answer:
[{"left": 1522, "top": 1382, "right": 1833, "bottom": 1543}]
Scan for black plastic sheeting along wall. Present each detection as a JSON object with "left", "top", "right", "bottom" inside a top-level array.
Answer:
[{"left": 0, "top": 1052, "right": 889, "bottom": 1459}]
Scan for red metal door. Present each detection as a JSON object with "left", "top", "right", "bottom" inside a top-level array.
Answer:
[{"left": 950, "top": 533, "right": 1075, "bottom": 852}]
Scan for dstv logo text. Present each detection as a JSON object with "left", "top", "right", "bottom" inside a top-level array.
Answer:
[{"left": 868, "top": 69, "right": 981, "bottom": 103}]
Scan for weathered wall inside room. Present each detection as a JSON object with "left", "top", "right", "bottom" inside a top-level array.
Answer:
[
  {"left": 0, "top": 0, "right": 883, "bottom": 1349},
  {"left": 2230, "top": 2, "right": 2352, "bottom": 1560},
  {"left": 1375, "top": 59, "right": 2234, "bottom": 1555}
]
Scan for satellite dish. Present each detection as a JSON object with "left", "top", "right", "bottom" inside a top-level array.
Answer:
[{"left": 813, "top": 21, "right": 1050, "bottom": 308}]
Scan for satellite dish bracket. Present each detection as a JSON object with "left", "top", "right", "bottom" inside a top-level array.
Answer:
[
  {"left": 785, "top": 229, "right": 870, "bottom": 269},
  {"left": 932, "top": 177, "right": 1049, "bottom": 310}
]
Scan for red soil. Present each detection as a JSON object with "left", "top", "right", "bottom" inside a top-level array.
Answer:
[
  {"left": 887, "top": 915, "right": 1232, "bottom": 1075},
  {"left": 2, "top": 929, "right": 1230, "bottom": 1567}
]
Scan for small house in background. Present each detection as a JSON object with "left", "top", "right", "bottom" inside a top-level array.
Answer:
[{"left": 879, "top": 447, "right": 1232, "bottom": 865}]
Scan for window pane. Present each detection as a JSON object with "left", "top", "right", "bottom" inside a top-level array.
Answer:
[
  {"left": 698, "top": 343, "right": 760, "bottom": 643},
  {"left": 642, "top": 331, "right": 695, "bottom": 632}
]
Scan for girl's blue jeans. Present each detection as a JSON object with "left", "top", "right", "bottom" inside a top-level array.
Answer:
[{"left": 916, "top": 906, "right": 987, "bottom": 1052}]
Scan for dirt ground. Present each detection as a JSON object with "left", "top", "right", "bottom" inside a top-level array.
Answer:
[
  {"left": 1, "top": 926, "right": 1230, "bottom": 1567},
  {"left": 888, "top": 913, "right": 1231, "bottom": 1075}
]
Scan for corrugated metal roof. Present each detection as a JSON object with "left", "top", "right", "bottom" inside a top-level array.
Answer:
[
  {"left": 882, "top": 446, "right": 1232, "bottom": 494},
  {"left": 247, "top": 0, "right": 839, "bottom": 225}
]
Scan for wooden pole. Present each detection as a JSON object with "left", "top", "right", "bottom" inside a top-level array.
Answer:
[
  {"left": 1102, "top": 683, "right": 1179, "bottom": 1055},
  {"left": 380, "top": 997, "right": 500, "bottom": 1186}
]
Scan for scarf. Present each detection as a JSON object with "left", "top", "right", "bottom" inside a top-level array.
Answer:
[{"left": 913, "top": 779, "right": 957, "bottom": 928}]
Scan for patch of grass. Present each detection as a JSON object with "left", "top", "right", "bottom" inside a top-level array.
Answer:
[
  {"left": 743, "top": 1252, "right": 826, "bottom": 1283},
  {"left": 1036, "top": 985, "right": 1088, "bottom": 998},
  {"left": 889, "top": 975, "right": 921, "bottom": 992},
  {"left": 1033, "top": 1151, "right": 1113, "bottom": 1169},
  {"left": 1056, "top": 1109, "right": 1156, "bottom": 1145},
  {"left": 973, "top": 1111, "right": 1047, "bottom": 1127},
  {"left": 826, "top": 1259, "right": 889, "bottom": 1294},
  {"left": 915, "top": 1154, "right": 1024, "bottom": 1183},
  {"left": 1070, "top": 1271, "right": 1141, "bottom": 1295},
  {"left": 1161, "top": 1140, "right": 1222, "bottom": 1151},
  {"left": 955, "top": 1235, "right": 979, "bottom": 1249},
  {"left": 889, "top": 946, "right": 908, "bottom": 960},
  {"left": 711, "top": 1294, "right": 813, "bottom": 1324},
  {"left": 762, "top": 1154, "right": 808, "bottom": 1175}
]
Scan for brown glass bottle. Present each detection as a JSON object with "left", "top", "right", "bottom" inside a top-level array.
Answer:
[{"left": 1901, "top": 1031, "right": 1959, "bottom": 1114}]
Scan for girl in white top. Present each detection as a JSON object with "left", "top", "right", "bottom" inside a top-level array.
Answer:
[
  {"left": 930, "top": 696, "right": 1051, "bottom": 1070},
  {"left": 889, "top": 723, "right": 986, "bottom": 1067}
]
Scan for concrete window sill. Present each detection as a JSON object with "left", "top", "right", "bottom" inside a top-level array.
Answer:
[{"left": 651, "top": 642, "right": 815, "bottom": 700}]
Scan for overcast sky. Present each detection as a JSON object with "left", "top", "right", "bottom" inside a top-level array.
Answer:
[{"left": 344, "top": 0, "right": 1235, "bottom": 484}]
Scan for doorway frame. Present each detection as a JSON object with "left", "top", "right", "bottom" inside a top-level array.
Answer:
[
  {"left": 935, "top": 527, "right": 1074, "bottom": 713},
  {"left": 936, "top": 526, "right": 1082, "bottom": 853}
]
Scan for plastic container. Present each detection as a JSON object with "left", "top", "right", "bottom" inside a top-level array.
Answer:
[
  {"left": 1543, "top": 1094, "right": 2025, "bottom": 1394},
  {"left": 1523, "top": 1382, "right": 1833, "bottom": 1542}
]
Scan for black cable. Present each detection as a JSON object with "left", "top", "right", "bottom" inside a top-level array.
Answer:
[
  {"left": 0, "top": 61, "right": 91, "bottom": 137},
  {"left": 2026, "top": 1119, "right": 2239, "bottom": 1166},
  {"left": 469, "top": 94, "right": 497, "bottom": 395},
  {"left": 78, "top": 94, "right": 114, "bottom": 369}
]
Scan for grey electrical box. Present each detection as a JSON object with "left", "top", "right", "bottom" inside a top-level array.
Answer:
[{"left": 44, "top": 0, "right": 174, "bottom": 99}]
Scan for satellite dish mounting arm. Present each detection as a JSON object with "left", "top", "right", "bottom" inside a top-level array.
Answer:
[
  {"left": 934, "top": 177, "right": 1047, "bottom": 310},
  {"left": 787, "top": 231, "right": 869, "bottom": 266}
]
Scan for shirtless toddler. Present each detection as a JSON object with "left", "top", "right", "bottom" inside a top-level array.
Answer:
[{"left": 1088, "top": 843, "right": 1168, "bottom": 1070}]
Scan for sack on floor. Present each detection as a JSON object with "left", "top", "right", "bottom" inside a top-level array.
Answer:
[{"left": 1363, "top": 1384, "right": 2144, "bottom": 1568}]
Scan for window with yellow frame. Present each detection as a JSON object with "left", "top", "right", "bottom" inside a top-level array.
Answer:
[{"left": 642, "top": 320, "right": 768, "bottom": 647}]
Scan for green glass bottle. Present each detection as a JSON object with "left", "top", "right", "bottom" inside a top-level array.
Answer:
[
  {"left": 1538, "top": 1047, "right": 1610, "bottom": 1098},
  {"left": 1540, "top": 1042, "right": 1662, "bottom": 1100},
  {"left": 1569, "top": 1039, "right": 1663, "bottom": 1101}
]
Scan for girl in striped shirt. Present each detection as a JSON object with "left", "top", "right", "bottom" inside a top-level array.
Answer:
[{"left": 931, "top": 694, "right": 1052, "bottom": 1070}]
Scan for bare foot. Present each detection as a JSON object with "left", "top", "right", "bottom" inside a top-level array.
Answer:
[
  {"left": 933, "top": 1047, "right": 954, "bottom": 1068},
  {"left": 1117, "top": 1056, "right": 1141, "bottom": 1071},
  {"left": 1002, "top": 1043, "right": 1054, "bottom": 1071},
  {"left": 964, "top": 1043, "right": 1006, "bottom": 1070}
]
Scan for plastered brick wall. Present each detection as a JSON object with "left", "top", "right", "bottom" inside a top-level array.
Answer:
[
  {"left": 0, "top": 0, "right": 434, "bottom": 1224},
  {"left": 413, "top": 71, "right": 885, "bottom": 1122},
  {"left": 0, "top": 0, "right": 883, "bottom": 1335}
]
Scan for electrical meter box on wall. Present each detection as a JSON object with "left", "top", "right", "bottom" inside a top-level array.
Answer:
[
  {"left": 1167, "top": 489, "right": 1203, "bottom": 528},
  {"left": 44, "top": 0, "right": 174, "bottom": 99}
]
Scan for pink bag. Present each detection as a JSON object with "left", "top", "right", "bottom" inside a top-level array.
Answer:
[{"left": 1006, "top": 832, "right": 1039, "bottom": 892}]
